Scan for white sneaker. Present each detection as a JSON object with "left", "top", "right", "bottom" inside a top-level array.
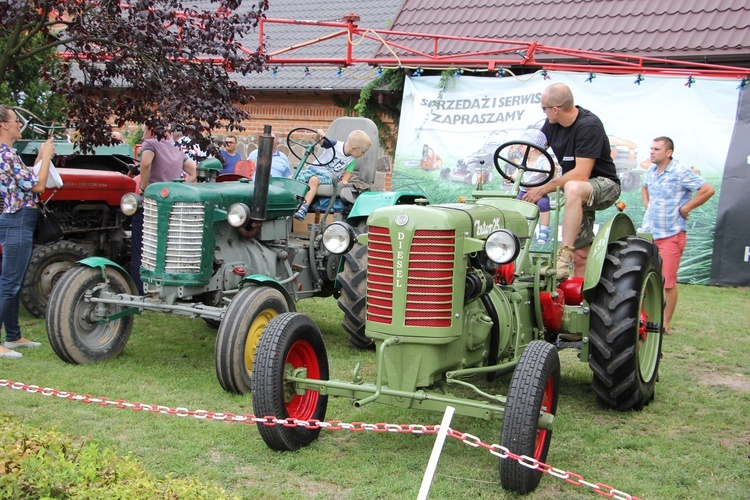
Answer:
[{"left": 4, "top": 340, "right": 41, "bottom": 349}]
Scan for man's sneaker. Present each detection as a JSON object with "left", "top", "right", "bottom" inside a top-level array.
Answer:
[
  {"left": 537, "top": 228, "right": 550, "bottom": 245},
  {"left": 294, "top": 203, "right": 309, "bottom": 221}
]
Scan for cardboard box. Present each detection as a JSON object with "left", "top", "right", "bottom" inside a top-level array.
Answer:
[{"left": 292, "top": 212, "right": 335, "bottom": 234}]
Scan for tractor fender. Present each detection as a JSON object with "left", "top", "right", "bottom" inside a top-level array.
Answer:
[
  {"left": 238, "top": 275, "right": 297, "bottom": 312},
  {"left": 347, "top": 190, "right": 424, "bottom": 219},
  {"left": 76, "top": 256, "right": 138, "bottom": 294},
  {"left": 581, "top": 212, "right": 636, "bottom": 302}
]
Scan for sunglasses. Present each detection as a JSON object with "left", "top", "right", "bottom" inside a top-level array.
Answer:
[{"left": 224, "top": 141, "right": 236, "bottom": 145}]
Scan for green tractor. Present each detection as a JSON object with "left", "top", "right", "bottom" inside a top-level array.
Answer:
[
  {"left": 45, "top": 119, "right": 425, "bottom": 394},
  {"left": 250, "top": 139, "right": 664, "bottom": 494}
]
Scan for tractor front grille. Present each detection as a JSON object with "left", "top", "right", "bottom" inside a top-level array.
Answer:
[
  {"left": 141, "top": 199, "right": 205, "bottom": 274},
  {"left": 366, "top": 226, "right": 455, "bottom": 327}
]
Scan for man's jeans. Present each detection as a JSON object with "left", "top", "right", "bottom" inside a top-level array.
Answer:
[{"left": 0, "top": 207, "right": 38, "bottom": 342}]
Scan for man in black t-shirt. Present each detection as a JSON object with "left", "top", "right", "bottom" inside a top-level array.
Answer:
[{"left": 523, "top": 83, "right": 621, "bottom": 280}]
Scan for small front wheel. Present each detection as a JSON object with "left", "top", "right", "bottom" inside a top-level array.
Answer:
[
  {"left": 215, "top": 287, "right": 289, "bottom": 394},
  {"left": 251, "top": 313, "right": 329, "bottom": 451},
  {"left": 46, "top": 265, "right": 135, "bottom": 364},
  {"left": 500, "top": 340, "right": 560, "bottom": 494}
]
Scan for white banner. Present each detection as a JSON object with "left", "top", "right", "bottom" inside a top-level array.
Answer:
[{"left": 393, "top": 71, "right": 741, "bottom": 284}]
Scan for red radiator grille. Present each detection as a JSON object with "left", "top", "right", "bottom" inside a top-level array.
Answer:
[
  {"left": 366, "top": 226, "right": 394, "bottom": 324},
  {"left": 406, "top": 230, "right": 455, "bottom": 326},
  {"left": 366, "top": 226, "right": 456, "bottom": 327}
]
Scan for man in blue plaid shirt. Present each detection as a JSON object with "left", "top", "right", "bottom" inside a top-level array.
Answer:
[{"left": 641, "top": 136, "right": 715, "bottom": 334}]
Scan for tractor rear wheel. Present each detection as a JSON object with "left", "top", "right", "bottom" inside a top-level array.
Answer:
[
  {"left": 46, "top": 265, "right": 134, "bottom": 364},
  {"left": 215, "top": 286, "right": 289, "bottom": 394},
  {"left": 22, "top": 240, "right": 91, "bottom": 318},
  {"left": 589, "top": 236, "right": 664, "bottom": 411},
  {"left": 251, "top": 313, "right": 329, "bottom": 451},
  {"left": 500, "top": 340, "right": 560, "bottom": 494},
  {"left": 336, "top": 221, "right": 373, "bottom": 349}
]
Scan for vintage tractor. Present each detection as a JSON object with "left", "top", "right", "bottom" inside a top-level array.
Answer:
[
  {"left": 45, "top": 119, "right": 425, "bottom": 394},
  {"left": 250, "top": 139, "right": 664, "bottom": 494},
  {"left": 9, "top": 107, "right": 137, "bottom": 317}
]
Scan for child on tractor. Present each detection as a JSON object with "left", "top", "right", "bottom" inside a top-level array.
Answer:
[
  {"left": 294, "top": 129, "right": 372, "bottom": 220},
  {"left": 510, "top": 129, "right": 555, "bottom": 244}
]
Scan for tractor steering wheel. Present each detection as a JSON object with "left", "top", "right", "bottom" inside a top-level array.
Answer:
[
  {"left": 493, "top": 140, "right": 556, "bottom": 188},
  {"left": 12, "top": 106, "right": 49, "bottom": 136},
  {"left": 286, "top": 127, "right": 335, "bottom": 167}
]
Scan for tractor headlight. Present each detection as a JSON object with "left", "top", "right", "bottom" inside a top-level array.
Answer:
[
  {"left": 120, "top": 193, "right": 141, "bottom": 216},
  {"left": 227, "top": 203, "right": 250, "bottom": 228},
  {"left": 485, "top": 229, "right": 520, "bottom": 264},
  {"left": 322, "top": 222, "right": 356, "bottom": 254}
]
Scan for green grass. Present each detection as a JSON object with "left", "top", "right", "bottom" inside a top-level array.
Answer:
[{"left": 2, "top": 285, "right": 750, "bottom": 499}]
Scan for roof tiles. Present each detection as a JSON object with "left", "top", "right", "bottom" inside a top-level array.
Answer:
[{"left": 387, "top": 0, "right": 750, "bottom": 62}]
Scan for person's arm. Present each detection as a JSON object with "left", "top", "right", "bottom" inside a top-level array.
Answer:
[
  {"left": 139, "top": 150, "right": 154, "bottom": 194},
  {"left": 183, "top": 158, "right": 197, "bottom": 183},
  {"left": 30, "top": 138, "right": 55, "bottom": 193},
  {"left": 641, "top": 185, "right": 649, "bottom": 208},
  {"left": 316, "top": 129, "right": 334, "bottom": 149},
  {"left": 679, "top": 183, "right": 715, "bottom": 219}
]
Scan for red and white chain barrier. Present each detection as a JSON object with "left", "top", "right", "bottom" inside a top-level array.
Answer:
[{"left": 1, "top": 379, "right": 639, "bottom": 499}]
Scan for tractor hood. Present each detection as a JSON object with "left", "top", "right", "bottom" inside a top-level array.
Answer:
[
  {"left": 367, "top": 202, "right": 530, "bottom": 241},
  {"left": 143, "top": 180, "right": 298, "bottom": 219},
  {"left": 41, "top": 169, "right": 137, "bottom": 205}
]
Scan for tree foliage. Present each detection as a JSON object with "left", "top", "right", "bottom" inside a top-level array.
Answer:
[
  {"left": 0, "top": 0, "right": 269, "bottom": 151},
  {"left": 0, "top": 32, "right": 68, "bottom": 124}
]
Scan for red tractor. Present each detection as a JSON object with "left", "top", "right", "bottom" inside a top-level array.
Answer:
[{"left": 9, "top": 107, "right": 137, "bottom": 317}]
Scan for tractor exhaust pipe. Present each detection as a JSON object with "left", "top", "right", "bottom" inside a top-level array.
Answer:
[{"left": 251, "top": 125, "right": 274, "bottom": 224}]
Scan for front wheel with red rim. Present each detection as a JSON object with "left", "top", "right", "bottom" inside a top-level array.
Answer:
[
  {"left": 499, "top": 340, "right": 560, "bottom": 494},
  {"left": 251, "top": 312, "right": 329, "bottom": 451}
]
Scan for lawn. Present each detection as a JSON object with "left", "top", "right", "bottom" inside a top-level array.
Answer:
[{"left": 2, "top": 284, "right": 749, "bottom": 499}]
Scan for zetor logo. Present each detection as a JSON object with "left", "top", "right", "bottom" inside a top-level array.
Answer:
[{"left": 474, "top": 217, "right": 502, "bottom": 237}]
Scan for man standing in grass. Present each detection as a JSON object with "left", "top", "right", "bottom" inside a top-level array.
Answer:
[{"left": 641, "top": 136, "right": 715, "bottom": 334}]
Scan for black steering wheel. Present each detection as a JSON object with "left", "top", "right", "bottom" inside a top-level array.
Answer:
[
  {"left": 493, "top": 140, "right": 556, "bottom": 188},
  {"left": 286, "top": 127, "right": 335, "bottom": 167}
]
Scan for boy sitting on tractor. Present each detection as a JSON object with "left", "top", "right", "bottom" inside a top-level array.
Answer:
[{"left": 294, "top": 129, "right": 371, "bottom": 220}]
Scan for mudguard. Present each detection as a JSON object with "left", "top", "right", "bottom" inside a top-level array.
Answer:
[
  {"left": 76, "top": 256, "right": 138, "bottom": 295},
  {"left": 238, "top": 274, "right": 297, "bottom": 311},
  {"left": 347, "top": 190, "right": 425, "bottom": 219},
  {"left": 582, "top": 212, "right": 636, "bottom": 302}
]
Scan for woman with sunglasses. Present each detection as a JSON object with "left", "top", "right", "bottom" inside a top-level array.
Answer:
[{"left": 0, "top": 105, "right": 55, "bottom": 359}]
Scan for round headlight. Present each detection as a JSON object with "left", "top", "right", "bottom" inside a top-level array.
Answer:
[
  {"left": 120, "top": 192, "right": 141, "bottom": 216},
  {"left": 322, "top": 222, "right": 356, "bottom": 255},
  {"left": 485, "top": 229, "right": 520, "bottom": 264},
  {"left": 227, "top": 203, "right": 250, "bottom": 228}
]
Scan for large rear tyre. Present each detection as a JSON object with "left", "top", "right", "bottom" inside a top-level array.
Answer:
[
  {"left": 22, "top": 240, "right": 90, "bottom": 318},
  {"left": 46, "top": 265, "right": 135, "bottom": 364},
  {"left": 500, "top": 340, "right": 560, "bottom": 494},
  {"left": 215, "top": 287, "right": 289, "bottom": 394},
  {"left": 251, "top": 313, "right": 329, "bottom": 451},
  {"left": 589, "top": 236, "right": 664, "bottom": 411},
  {"left": 336, "top": 221, "right": 372, "bottom": 349}
]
